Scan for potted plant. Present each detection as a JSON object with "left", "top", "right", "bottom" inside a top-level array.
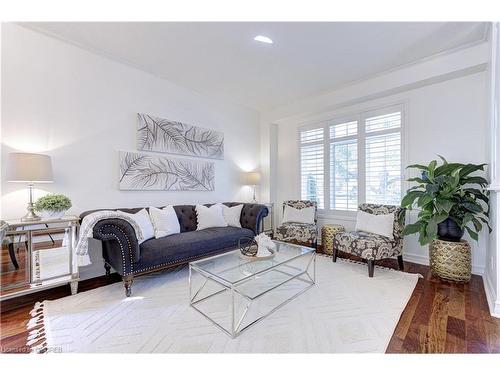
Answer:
[
  {"left": 400, "top": 156, "right": 491, "bottom": 245},
  {"left": 34, "top": 194, "right": 72, "bottom": 219}
]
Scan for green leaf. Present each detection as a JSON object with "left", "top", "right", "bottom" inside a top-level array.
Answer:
[
  {"left": 428, "top": 160, "right": 437, "bottom": 180},
  {"left": 435, "top": 198, "right": 454, "bottom": 214},
  {"left": 417, "top": 194, "right": 434, "bottom": 208},
  {"left": 471, "top": 217, "right": 482, "bottom": 232},
  {"left": 407, "top": 177, "right": 427, "bottom": 184},
  {"left": 434, "top": 163, "right": 463, "bottom": 177},
  {"left": 401, "top": 190, "right": 424, "bottom": 208},
  {"left": 437, "top": 154, "right": 448, "bottom": 164},
  {"left": 426, "top": 184, "right": 439, "bottom": 194},
  {"left": 459, "top": 163, "right": 486, "bottom": 178},
  {"left": 461, "top": 176, "right": 489, "bottom": 186},
  {"left": 465, "top": 226, "right": 479, "bottom": 241},
  {"left": 406, "top": 164, "right": 429, "bottom": 171},
  {"left": 462, "top": 202, "right": 483, "bottom": 213},
  {"left": 402, "top": 222, "right": 424, "bottom": 236}
]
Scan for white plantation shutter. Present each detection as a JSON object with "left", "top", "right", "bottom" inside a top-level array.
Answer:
[
  {"left": 329, "top": 120, "right": 358, "bottom": 211},
  {"left": 299, "top": 106, "right": 402, "bottom": 212},
  {"left": 365, "top": 132, "right": 401, "bottom": 205},
  {"left": 365, "top": 112, "right": 401, "bottom": 132},
  {"left": 300, "top": 128, "right": 324, "bottom": 208}
]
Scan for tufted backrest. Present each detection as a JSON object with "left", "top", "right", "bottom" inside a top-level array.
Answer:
[
  {"left": 282, "top": 200, "right": 318, "bottom": 224},
  {"left": 358, "top": 203, "right": 405, "bottom": 242}
]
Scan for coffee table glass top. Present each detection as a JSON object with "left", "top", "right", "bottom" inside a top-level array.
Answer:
[{"left": 189, "top": 240, "right": 314, "bottom": 285}]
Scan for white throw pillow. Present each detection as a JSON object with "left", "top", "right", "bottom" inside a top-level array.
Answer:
[
  {"left": 355, "top": 210, "right": 394, "bottom": 239},
  {"left": 117, "top": 208, "right": 154, "bottom": 244},
  {"left": 283, "top": 205, "right": 315, "bottom": 224},
  {"left": 196, "top": 204, "right": 228, "bottom": 230},
  {"left": 219, "top": 204, "right": 243, "bottom": 228},
  {"left": 148, "top": 206, "right": 181, "bottom": 239}
]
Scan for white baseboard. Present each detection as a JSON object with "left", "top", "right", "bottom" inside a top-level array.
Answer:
[
  {"left": 483, "top": 273, "right": 500, "bottom": 318},
  {"left": 403, "top": 252, "right": 485, "bottom": 275}
]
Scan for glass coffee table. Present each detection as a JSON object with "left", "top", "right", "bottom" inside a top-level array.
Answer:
[{"left": 189, "top": 240, "right": 316, "bottom": 338}]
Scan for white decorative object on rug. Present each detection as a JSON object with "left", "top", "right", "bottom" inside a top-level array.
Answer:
[
  {"left": 76, "top": 210, "right": 146, "bottom": 266},
  {"left": 355, "top": 210, "right": 394, "bottom": 239},
  {"left": 219, "top": 204, "right": 243, "bottom": 228},
  {"left": 148, "top": 206, "right": 180, "bottom": 238},
  {"left": 283, "top": 205, "right": 315, "bottom": 224},
  {"left": 119, "top": 151, "right": 215, "bottom": 191},
  {"left": 137, "top": 113, "right": 224, "bottom": 159},
  {"left": 26, "top": 256, "right": 420, "bottom": 353},
  {"left": 254, "top": 232, "right": 276, "bottom": 255},
  {"left": 196, "top": 204, "right": 227, "bottom": 230},
  {"left": 118, "top": 209, "right": 155, "bottom": 243}
]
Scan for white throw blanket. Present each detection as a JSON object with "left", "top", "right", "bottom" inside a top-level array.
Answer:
[{"left": 76, "top": 211, "right": 145, "bottom": 266}]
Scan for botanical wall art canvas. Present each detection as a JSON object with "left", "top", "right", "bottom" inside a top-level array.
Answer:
[
  {"left": 119, "top": 151, "right": 215, "bottom": 191},
  {"left": 137, "top": 113, "right": 224, "bottom": 159}
]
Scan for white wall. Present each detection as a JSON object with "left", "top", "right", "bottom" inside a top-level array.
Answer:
[
  {"left": 1, "top": 23, "right": 261, "bottom": 277},
  {"left": 484, "top": 23, "right": 500, "bottom": 317},
  {"left": 262, "top": 43, "right": 491, "bottom": 275},
  {"left": 1, "top": 23, "right": 261, "bottom": 216}
]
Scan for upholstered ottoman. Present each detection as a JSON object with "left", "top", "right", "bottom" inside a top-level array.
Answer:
[{"left": 321, "top": 224, "right": 345, "bottom": 255}]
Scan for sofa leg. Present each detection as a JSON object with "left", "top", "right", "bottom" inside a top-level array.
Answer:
[
  {"left": 367, "top": 260, "right": 375, "bottom": 277},
  {"left": 123, "top": 275, "right": 133, "bottom": 297},
  {"left": 104, "top": 263, "right": 111, "bottom": 276},
  {"left": 397, "top": 255, "right": 404, "bottom": 271}
]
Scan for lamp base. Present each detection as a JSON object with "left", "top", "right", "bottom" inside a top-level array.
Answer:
[{"left": 21, "top": 204, "right": 41, "bottom": 222}]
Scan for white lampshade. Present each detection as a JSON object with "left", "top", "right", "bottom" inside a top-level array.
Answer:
[
  {"left": 7, "top": 153, "right": 54, "bottom": 183},
  {"left": 243, "top": 172, "right": 261, "bottom": 186}
]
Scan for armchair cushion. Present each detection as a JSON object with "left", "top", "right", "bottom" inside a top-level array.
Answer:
[
  {"left": 274, "top": 222, "right": 317, "bottom": 244},
  {"left": 283, "top": 205, "right": 315, "bottom": 224},
  {"left": 333, "top": 231, "right": 402, "bottom": 261}
]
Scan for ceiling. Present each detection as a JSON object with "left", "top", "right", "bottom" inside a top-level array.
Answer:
[{"left": 25, "top": 22, "right": 488, "bottom": 112}]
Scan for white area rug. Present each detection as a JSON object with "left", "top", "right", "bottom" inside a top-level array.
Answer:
[{"left": 27, "top": 256, "right": 420, "bottom": 353}]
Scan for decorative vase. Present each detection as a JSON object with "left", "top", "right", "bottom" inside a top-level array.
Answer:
[
  {"left": 437, "top": 217, "right": 464, "bottom": 242},
  {"left": 40, "top": 210, "right": 67, "bottom": 219}
]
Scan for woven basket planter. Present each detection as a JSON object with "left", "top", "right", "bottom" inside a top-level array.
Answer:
[
  {"left": 321, "top": 224, "right": 345, "bottom": 255},
  {"left": 429, "top": 239, "right": 471, "bottom": 282}
]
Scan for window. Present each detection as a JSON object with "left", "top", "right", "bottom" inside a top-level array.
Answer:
[
  {"left": 330, "top": 121, "right": 358, "bottom": 211},
  {"left": 299, "top": 105, "right": 403, "bottom": 211}
]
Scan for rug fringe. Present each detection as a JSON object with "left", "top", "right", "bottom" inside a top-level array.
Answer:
[{"left": 26, "top": 301, "right": 48, "bottom": 353}]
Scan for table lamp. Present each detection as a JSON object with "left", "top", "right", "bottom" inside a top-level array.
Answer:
[
  {"left": 243, "top": 172, "right": 261, "bottom": 203},
  {"left": 7, "top": 152, "right": 54, "bottom": 222}
]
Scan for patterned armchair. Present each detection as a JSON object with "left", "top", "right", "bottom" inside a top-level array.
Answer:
[
  {"left": 274, "top": 200, "right": 318, "bottom": 248},
  {"left": 332, "top": 204, "right": 405, "bottom": 277}
]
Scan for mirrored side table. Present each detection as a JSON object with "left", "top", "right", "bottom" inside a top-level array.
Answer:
[
  {"left": 0, "top": 216, "right": 80, "bottom": 301},
  {"left": 261, "top": 203, "right": 274, "bottom": 235}
]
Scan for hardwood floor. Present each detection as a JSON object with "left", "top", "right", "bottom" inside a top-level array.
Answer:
[{"left": 1, "top": 251, "right": 499, "bottom": 353}]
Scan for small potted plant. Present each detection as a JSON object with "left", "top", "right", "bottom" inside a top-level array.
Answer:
[{"left": 34, "top": 194, "right": 72, "bottom": 219}]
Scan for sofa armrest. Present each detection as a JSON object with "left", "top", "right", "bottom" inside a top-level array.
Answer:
[
  {"left": 92, "top": 218, "right": 140, "bottom": 276},
  {"left": 239, "top": 204, "right": 269, "bottom": 234}
]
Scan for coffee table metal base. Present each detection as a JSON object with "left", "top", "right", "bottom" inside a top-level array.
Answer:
[{"left": 189, "top": 252, "right": 316, "bottom": 338}]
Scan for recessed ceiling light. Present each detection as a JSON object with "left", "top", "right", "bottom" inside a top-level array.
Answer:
[{"left": 254, "top": 35, "right": 273, "bottom": 44}]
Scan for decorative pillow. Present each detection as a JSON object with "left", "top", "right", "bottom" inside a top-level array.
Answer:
[
  {"left": 283, "top": 205, "right": 315, "bottom": 224},
  {"left": 355, "top": 210, "right": 394, "bottom": 239},
  {"left": 117, "top": 208, "right": 154, "bottom": 243},
  {"left": 196, "top": 204, "right": 227, "bottom": 230},
  {"left": 148, "top": 206, "right": 181, "bottom": 239},
  {"left": 219, "top": 204, "right": 243, "bottom": 228}
]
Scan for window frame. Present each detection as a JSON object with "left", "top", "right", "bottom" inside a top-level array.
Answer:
[{"left": 298, "top": 102, "right": 407, "bottom": 217}]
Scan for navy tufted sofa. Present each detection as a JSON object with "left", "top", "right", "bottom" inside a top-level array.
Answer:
[{"left": 80, "top": 202, "right": 268, "bottom": 296}]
